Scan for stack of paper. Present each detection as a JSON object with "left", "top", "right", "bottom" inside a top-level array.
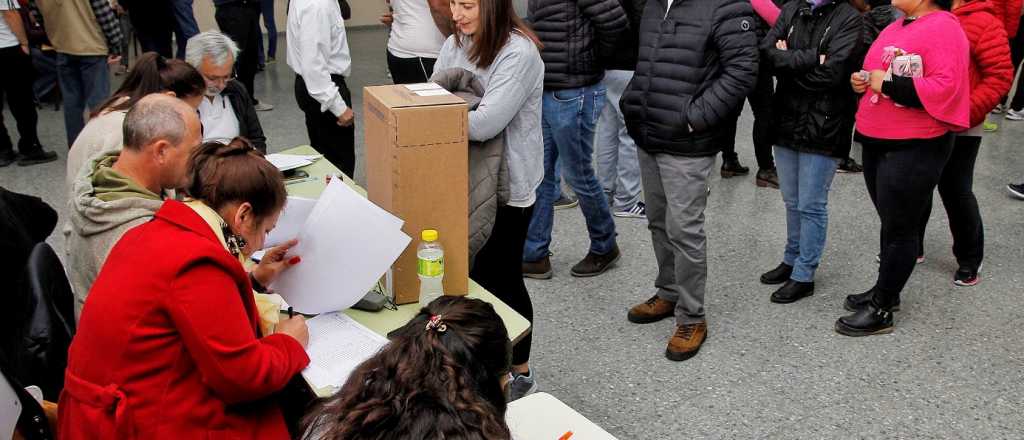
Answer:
[
  {"left": 302, "top": 312, "right": 390, "bottom": 391},
  {"left": 266, "top": 153, "right": 323, "bottom": 172},
  {"left": 264, "top": 196, "right": 317, "bottom": 248},
  {"left": 270, "top": 179, "right": 411, "bottom": 314}
]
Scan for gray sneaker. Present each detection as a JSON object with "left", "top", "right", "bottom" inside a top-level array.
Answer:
[
  {"left": 254, "top": 102, "right": 275, "bottom": 112},
  {"left": 508, "top": 370, "right": 538, "bottom": 401},
  {"left": 553, "top": 195, "right": 578, "bottom": 210}
]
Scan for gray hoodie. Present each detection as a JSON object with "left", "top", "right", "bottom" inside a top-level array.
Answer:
[{"left": 64, "top": 147, "right": 164, "bottom": 320}]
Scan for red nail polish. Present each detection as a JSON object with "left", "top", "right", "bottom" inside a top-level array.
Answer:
[{"left": 288, "top": 256, "right": 301, "bottom": 265}]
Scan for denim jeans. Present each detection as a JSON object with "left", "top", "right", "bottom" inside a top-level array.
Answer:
[
  {"left": 595, "top": 70, "right": 642, "bottom": 211},
  {"left": 256, "top": 0, "right": 278, "bottom": 64},
  {"left": 172, "top": 0, "right": 199, "bottom": 59},
  {"left": 774, "top": 146, "right": 839, "bottom": 283},
  {"left": 524, "top": 84, "right": 617, "bottom": 262},
  {"left": 56, "top": 53, "right": 110, "bottom": 146}
]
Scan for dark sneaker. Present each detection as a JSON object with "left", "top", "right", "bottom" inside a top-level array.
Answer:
[
  {"left": 0, "top": 151, "right": 16, "bottom": 167},
  {"left": 755, "top": 168, "right": 779, "bottom": 189},
  {"left": 770, "top": 280, "right": 814, "bottom": 304},
  {"left": 720, "top": 157, "right": 749, "bottom": 178},
  {"left": 837, "top": 157, "right": 863, "bottom": 173},
  {"left": 17, "top": 150, "right": 57, "bottom": 166},
  {"left": 627, "top": 295, "right": 675, "bottom": 324},
  {"left": 760, "top": 262, "right": 793, "bottom": 285},
  {"left": 613, "top": 201, "right": 646, "bottom": 218},
  {"left": 666, "top": 322, "right": 707, "bottom": 361},
  {"left": 1008, "top": 183, "right": 1024, "bottom": 200},
  {"left": 522, "top": 256, "right": 553, "bottom": 280},
  {"left": 508, "top": 370, "right": 538, "bottom": 401},
  {"left": 835, "top": 305, "right": 894, "bottom": 337},
  {"left": 844, "top": 289, "right": 901, "bottom": 312},
  {"left": 570, "top": 245, "right": 620, "bottom": 277},
  {"left": 553, "top": 195, "right": 579, "bottom": 210},
  {"left": 953, "top": 264, "right": 982, "bottom": 287}
]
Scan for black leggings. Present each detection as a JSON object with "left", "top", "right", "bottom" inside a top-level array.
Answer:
[
  {"left": 862, "top": 133, "right": 954, "bottom": 308},
  {"left": 918, "top": 135, "right": 984, "bottom": 270},
  {"left": 1007, "top": 15, "right": 1024, "bottom": 110},
  {"left": 386, "top": 50, "right": 437, "bottom": 85},
  {"left": 470, "top": 204, "right": 534, "bottom": 366},
  {"left": 721, "top": 67, "right": 776, "bottom": 170}
]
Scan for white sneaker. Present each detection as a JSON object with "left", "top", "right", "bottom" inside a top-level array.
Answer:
[
  {"left": 613, "top": 201, "right": 646, "bottom": 218},
  {"left": 992, "top": 104, "right": 1006, "bottom": 114},
  {"left": 1005, "top": 109, "right": 1024, "bottom": 121},
  {"left": 254, "top": 102, "right": 275, "bottom": 112}
]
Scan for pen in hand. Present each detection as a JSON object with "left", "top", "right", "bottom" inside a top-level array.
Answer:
[{"left": 288, "top": 306, "right": 294, "bottom": 319}]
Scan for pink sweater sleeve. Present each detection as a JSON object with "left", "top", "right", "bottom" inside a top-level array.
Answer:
[{"left": 751, "top": 0, "right": 781, "bottom": 27}]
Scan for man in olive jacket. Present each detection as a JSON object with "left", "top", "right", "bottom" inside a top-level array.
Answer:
[{"left": 622, "top": 0, "right": 758, "bottom": 361}]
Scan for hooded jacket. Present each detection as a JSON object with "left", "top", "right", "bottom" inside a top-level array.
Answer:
[
  {"left": 954, "top": 0, "right": 1014, "bottom": 128},
  {"left": 64, "top": 148, "right": 164, "bottom": 320},
  {"left": 762, "top": 0, "right": 864, "bottom": 158}
]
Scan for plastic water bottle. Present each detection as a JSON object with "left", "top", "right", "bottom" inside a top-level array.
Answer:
[{"left": 417, "top": 229, "right": 445, "bottom": 304}]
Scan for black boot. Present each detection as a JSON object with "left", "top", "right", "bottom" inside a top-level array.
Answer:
[
  {"left": 844, "top": 289, "right": 901, "bottom": 312},
  {"left": 770, "top": 280, "right": 814, "bottom": 304},
  {"left": 835, "top": 304, "right": 894, "bottom": 337},
  {"left": 760, "top": 262, "right": 793, "bottom": 285},
  {"left": 721, "top": 157, "right": 749, "bottom": 178}
]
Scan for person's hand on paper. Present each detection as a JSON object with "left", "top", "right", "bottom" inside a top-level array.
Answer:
[
  {"left": 275, "top": 315, "right": 309, "bottom": 348},
  {"left": 337, "top": 109, "right": 355, "bottom": 127},
  {"left": 252, "top": 239, "right": 301, "bottom": 288}
]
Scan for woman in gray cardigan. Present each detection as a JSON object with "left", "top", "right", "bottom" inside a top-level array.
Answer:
[{"left": 431, "top": 0, "right": 544, "bottom": 401}]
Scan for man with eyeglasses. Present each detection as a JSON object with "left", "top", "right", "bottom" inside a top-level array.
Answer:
[{"left": 185, "top": 31, "right": 267, "bottom": 152}]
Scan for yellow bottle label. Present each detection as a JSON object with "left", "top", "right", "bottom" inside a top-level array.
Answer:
[{"left": 418, "top": 257, "right": 444, "bottom": 277}]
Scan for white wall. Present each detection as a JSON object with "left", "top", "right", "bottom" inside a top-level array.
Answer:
[{"left": 193, "top": 0, "right": 388, "bottom": 32}]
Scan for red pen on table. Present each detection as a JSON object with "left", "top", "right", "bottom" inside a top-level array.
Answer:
[{"left": 558, "top": 431, "right": 573, "bottom": 440}]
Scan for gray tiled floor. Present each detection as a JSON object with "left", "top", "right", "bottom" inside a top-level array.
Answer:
[{"left": 3, "top": 27, "right": 1024, "bottom": 438}]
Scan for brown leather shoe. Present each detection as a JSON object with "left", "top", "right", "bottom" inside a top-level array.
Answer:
[
  {"left": 665, "top": 322, "right": 707, "bottom": 362},
  {"left": 522, "top": 256, "right": 553, "bottom": 279},
  {"left": 627, "top": 295, "right": 675, "bottom": 324},
  {"left": 570, "top": 245, "right": 620, "bottom": 277}
]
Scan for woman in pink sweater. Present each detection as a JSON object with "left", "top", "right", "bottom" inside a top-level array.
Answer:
[{"left": 837, "top": 0, "right": 970, "bottom": 337}]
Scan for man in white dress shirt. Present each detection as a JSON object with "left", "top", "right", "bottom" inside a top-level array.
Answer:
[{"left": 287, "top": 0, "right": 356, "bottom": 177}]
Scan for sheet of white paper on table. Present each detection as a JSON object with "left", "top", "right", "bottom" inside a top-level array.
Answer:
[
  {"left": 302, "top": 312, "right": 389, "bottom": 391},
  {"left": 270, "top": 179, "right": 411, "bottom": 314},
  {"left": 265, "top": 196, "right": 317, "bottom": 248},
  {"left": 506, "top": 392, "right": 618, "bottom": 440},
  {"left": 404, "top": 82, "right": 443, "bottom": 91},
  {"left": 0, "top": 373, "right": 22, "bottom": 440},
  {"left": 414, "top": 89, "right": 451, "bottom": 97},
  {"left": 266, "top": 153, "right": 313, "bottom": 172}
]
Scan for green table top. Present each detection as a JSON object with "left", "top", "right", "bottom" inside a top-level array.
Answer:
[{"left": 279, "top": 146, "right": 532, "bottom": 396}]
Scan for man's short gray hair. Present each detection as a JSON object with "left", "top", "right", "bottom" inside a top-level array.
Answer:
[
  {"left": 123, "top": 94, "right": 187, "bottom": 151},
  {"left": 185, "top": 31, "right": 240, "bottom": 68}
]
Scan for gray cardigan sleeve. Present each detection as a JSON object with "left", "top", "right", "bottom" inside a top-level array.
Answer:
[{"left": 467, "top": 39, "right": 542, "bottom": 142}]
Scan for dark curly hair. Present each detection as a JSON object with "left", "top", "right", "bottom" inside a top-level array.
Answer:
[{"left": 302, "top": 296, "right": 513, "bottom": 440}]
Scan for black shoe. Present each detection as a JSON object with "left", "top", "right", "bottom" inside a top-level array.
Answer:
[
  {"left": 570, "top": 245, "right": 620, "bottom": 277},
  {"left": 835, "top": 305, "right": 894, "bottom": 337},
  {"left": 770, "top": 280, "right": 814, "bottom": 304},
  {"left": 553, "top": 195, "right": 579, "bottom": 210},
  {"left": 1008, "top": 183, "right": 1024, "bottom": 200},
  {"left": 755, "top": 168, "right": 779, "bottom": 189},
  {"left": 953, "top": 263, "right": 982, "bottom": 287},
  {"left": 721, "top": 157, "right": 750, "bottom": 178},
  {"left": 837, "top": 157, "right": 863, "bottom": 173},
  {"left": 17, "top": 149, "right": 58, "bottom": 166},
  {"left": 844, "top": 289, "right": 901, "bottom": 312},
  {"left": 0, "top": 151, "right": 16, "bottom": 167},
  {"left": 759, "top": 262, "right": 793, "bottom": 285}
]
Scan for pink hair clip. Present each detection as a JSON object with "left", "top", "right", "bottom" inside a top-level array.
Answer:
[{"left": 426, "top": 315, "right": 447, "bottom": 333}]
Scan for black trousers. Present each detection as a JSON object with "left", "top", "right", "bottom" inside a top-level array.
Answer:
[
  {"left": 0, "top": 46, "right": 42, "bottom": 155},
  {"left": 722, "top": 68, "right": 776, "bottom": 170},
  {"left": 127, "top": 1, "right": 174, "bottom": 58},
  {"left": 862, "top": 133, "right": 954, "bottom": 308},
  {"left": 386, "top": 50, "right": 437, "bottom": 85},
  {"left": 1007, "top": 15, "right": 1024, "bottom": 110},
  {"left": 470, "top": 204, "right": 535, "bottom": 366},
  {"left": 917, "top": 135, "right": 984, "bottom": 270},
  {"left": 215, "top": 1, "right": 261, "bottom": 102},
  {"left": 294, "top": 74, "right": 355, "bottom": 177}
]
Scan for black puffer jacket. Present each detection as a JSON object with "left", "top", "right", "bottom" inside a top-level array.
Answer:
[
  {"left": 528, "top": 0, "right": 629, "bottom": 89},
  {"left": 761, "top": 0, "right": 863, "bottom": 158},
  {"left": 601, "top": 0, "right": 647, "bottom": 71},
  {"left": 621, "top": 0, "right": 758, "bottom": 157},
  {"left": 221, "top": 80, "right": 268, "bottom": 152}
]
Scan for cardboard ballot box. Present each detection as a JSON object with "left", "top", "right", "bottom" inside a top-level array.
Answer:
[{"left": 364, "top": 84, "right": 469, "bottom": 304}]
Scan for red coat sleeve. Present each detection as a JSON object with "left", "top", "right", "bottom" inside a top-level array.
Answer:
[
  {"left": 166, "top": 259, "right": 310, "bottom": 405},
  {"left": 993, "top": 0, "right": 1023, "bottom": 38},
  {"left": 970, "top": 19, "right": 1014, "bottom": 127}
]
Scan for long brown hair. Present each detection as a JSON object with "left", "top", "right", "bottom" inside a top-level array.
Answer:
[
  {"left": 92, "top": 52, "right": 205, "bottom": 117},
  {"left": 455, "top": 0, "right": 541, "bottom": 69},
  {"left": 303, "top": 296, "right": 513, "bottom": 440},
  {"left": 184, "top": 138, "right": 286, "bottom": 222}
]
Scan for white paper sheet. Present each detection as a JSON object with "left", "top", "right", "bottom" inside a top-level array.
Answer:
[
  {"left": 301, "top": 312, "right": 389, "bottom": 391},
  {"left": 265, "top": 196, "right": 317, "bottom": 248},
  {"left": 404, "top": 82, "right": 443, "bottom": 91},
  {"left": 414, "top": 89, "right": 451, "bottom": 97},
  {"left": 266, "top": 153, "right": 313, "bottom": 172},
  {"left": 270, "top": 179, "right": 411, "bottom": 314},
  {"left": 0, "top": 374, "right": 22, "bottom": 440}
]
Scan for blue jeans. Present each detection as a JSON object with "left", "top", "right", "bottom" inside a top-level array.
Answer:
[
  {"left": 595, "top": 70, "right": 642, "bottom": 211},
  {"left": 256, "top": 0, "right": 278, "bottom": 64},
  {"left": 57, "top": 53, "right": 110, "bottom": 146},
  {"left": 172, "top": 0, "right": 199, "bottom": 59},
  {"left": 774, "top": 146, "right": 839, "bottom": 282},
  {"left": 524, "top": 84, "right": 617, "bottom": 262}
]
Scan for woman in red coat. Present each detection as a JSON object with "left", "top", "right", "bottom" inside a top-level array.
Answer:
[
  {"left": 59, "top": 139, "right": 310, "bottom": 439},
  {"left": 916, "top": 0, "right": 1013, "bottom": 286}
]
